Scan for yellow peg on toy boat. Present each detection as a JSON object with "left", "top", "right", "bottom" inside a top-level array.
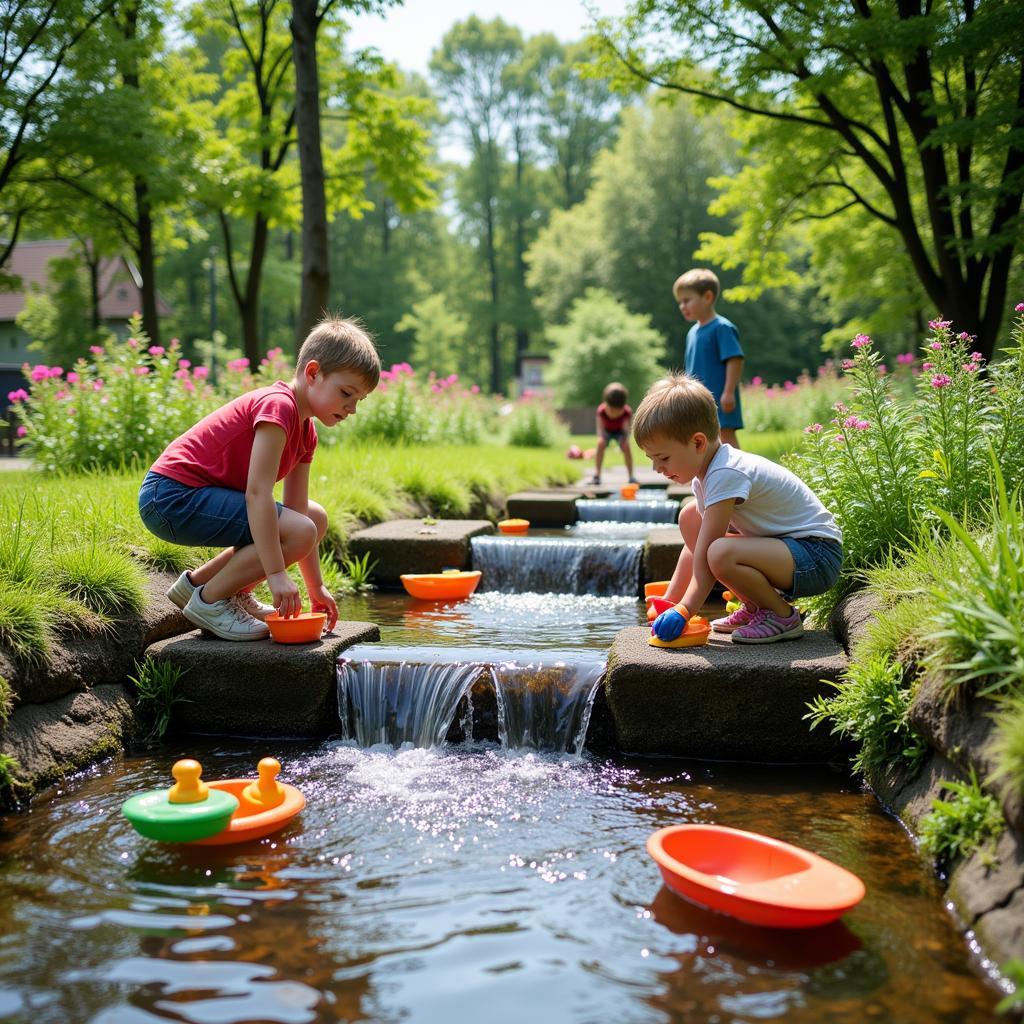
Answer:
[
  {"left": 241, "top": 757, "right": 286, "bottom": 810},
  {"left": 168, "top": 759, "right": 209, "bottom": 803}
]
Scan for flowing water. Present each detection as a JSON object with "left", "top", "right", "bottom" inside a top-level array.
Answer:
[
  {"left": 0, "top": 741, "right": 1002, "bottom": 1023},
  {"left": 576, "top": 498, "right": 680, "bottom": 523}
]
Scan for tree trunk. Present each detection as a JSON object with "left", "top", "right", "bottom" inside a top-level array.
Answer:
[
  {"left": 513, "top": 141, "right": 528, "bottom": 377},
  {"left": 134, "top": 176, "right": 159, "bottom": 345},
  {"left": 290, "top": 0, "right": 330, "bottom": 350}
]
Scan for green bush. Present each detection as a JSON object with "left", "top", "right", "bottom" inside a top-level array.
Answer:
[
  {"left": 919, "top": 769, "right": 1004, "bottom": 863},
  {"left": 990, "top": 692, "right": 1024, "bottom": 807},
  {"left": 742, "top": 365, "right": 851, "bottom": 434},
  {"left": 52, "top": 546, "right": 146, "bottom": 617},
  {"left": 502, "top": 398, "right": 570, "bottom": 448},
  {"left": 546, "top": 288, "right": 665, "bottom": 407}
]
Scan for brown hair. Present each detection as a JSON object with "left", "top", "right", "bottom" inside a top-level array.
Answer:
[
  {"left": 297, "top": 315, "right": 380, "bottom": 387},
  {"left": 602, "top": 381, "right": 628, "bottom": 408},
  {"left": 672, "top": 268, "right": 720, "bottom": 302},
  {"left": 632, "top": 372, "right": 720, "bottom": 445}
]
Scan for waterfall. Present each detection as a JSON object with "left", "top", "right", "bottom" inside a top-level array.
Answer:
[
  {"left": 492, "top": 657, "right": 606, "bottom": 756},
  {"left": 470, "top": 536, "right": 643, "bottom": 596},
  {"left": 337, "top": 648, "right": 483, "bottom": 748},
  {"left": 576, "top": 498, "right": 680, "bottom": 523}
]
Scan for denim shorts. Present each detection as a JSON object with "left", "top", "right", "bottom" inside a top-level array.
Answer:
[
  {"left": 602, "top": 430, "right": 627, "bottom": 443},
  {"left": 138, "top": 470, "right": 282, "bottom": 549},
  {"left": 780, "top": 535, "right": 843, "bottom": 600}
]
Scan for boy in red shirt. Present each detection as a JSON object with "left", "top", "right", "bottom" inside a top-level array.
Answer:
[
  {"left": 592, "top": 381, "right": 636, "bottom": 485},
  {"left": 138, "top": 316, "right": 380, "bottom": 641}
]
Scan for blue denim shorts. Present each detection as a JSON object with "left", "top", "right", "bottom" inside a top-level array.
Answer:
[
  {"left": 138, "top": 470, "right": 282, "bottom": 549},
  {"left": 780, "top": 535, "right": 843, "bottom": 600}
]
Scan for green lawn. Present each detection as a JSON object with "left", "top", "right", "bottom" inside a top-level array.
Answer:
[{"left": 571, "top": 429, "right": 803, "bottom": 470}]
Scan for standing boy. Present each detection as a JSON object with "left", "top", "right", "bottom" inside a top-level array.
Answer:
[
  {"left": 592, "top": 381, "right": 636, "bottom": 486},
  {"left": 674, "top": 268, "right": 744, "bottom": 448},
  {"left": 138, "top": 316, "right": 379, "bottom": 641}
]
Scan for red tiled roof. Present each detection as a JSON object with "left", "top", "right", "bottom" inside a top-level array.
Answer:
[{"left": 0, "top": 239, "right": 172, "bottom": 321}]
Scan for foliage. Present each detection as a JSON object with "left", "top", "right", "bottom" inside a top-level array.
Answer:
[
  {"left": 0, "top": 754, "right": 21, "bottom": 798},
  {"left": 594, "top": 2, "right": 1024, "bottom": 361},
  {"left": 806, "top": 653, "right": 927, "bottom": 780},
  {"left": 919, "top": 770, "right": 1004, "bottom": 864},
  {"left": 341, "top": 551, "right": 377, "bottom": 592},
  {"left": 52, "top": 544, "right": 146, "bottom": 617},
  {"left": 395, "top": 294, "right": 470, "bottom": 379},
  {"left": 925, "top": 460, "right": 1024, "bottom": 699},
  {"left": 0, "top": 675, "right": 13, "bottom": 728},
  {"left": 502, "top": 397, "right": 569, "bottom": 448},
  {"left": 129, "top": 658, "right": 189, "bottom": 742},
  {"left": 996, "top": 960, "right": 1024, "bottom": 1015},
  {"left": 788, "top": 313, "right": 1024, "bottom": 620},
  {"left": 546, "top": 289, "right": 664, "bottom": 407},
  {"left": 741, "top": 364, "right": 851, "bottom": 435},
  {"left": 990, "top": 692, "right": 1024, "bottom": 811}
]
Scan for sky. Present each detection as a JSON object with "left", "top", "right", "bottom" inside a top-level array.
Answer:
[{"left": 345, "top": 0, "right": 632, "bottom": 74}]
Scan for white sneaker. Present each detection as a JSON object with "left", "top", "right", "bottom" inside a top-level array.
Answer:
[
  {"left": 166, "top": 570, "right": 195, "bottom": 610},
  {"left": 232, "top": 590, "right": 275, "bottom": 621},
  {"left": 183, "top": 588, "right": 270, "bottom": 641}
]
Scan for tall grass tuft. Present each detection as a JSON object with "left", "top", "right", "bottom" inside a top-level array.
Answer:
[
  {"left": 0, "top": 588, "right": 53, "bottom": 665},
  {"left": 919, "top": 769, "right": 1004, "bottom": 863},
  {"left": 129, "top": 658, "right": 189, "bottom": 742},
  {"left": 989, "top": 692, "right": 1024, "bottom": 806},
  {"left": 52, "top": 546, "right": 147, "bottom": 617}
]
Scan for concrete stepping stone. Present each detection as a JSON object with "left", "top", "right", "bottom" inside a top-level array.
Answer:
[
  {"left": 145, "top": 622, "right": 379, "bottom": 738},
  {"left": 604, "top": 626, "right": 848, "bottom": 762},
  {"left": 505, "top": 490, "right": 579, "bottom": 527},
  {"left": 348, "top": 519, "right": 493, "bottom": 585},
  {"left": 644, "top": 527, "right": 683, "bottom": 583}
]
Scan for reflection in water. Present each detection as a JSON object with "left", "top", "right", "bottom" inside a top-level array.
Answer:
[
  {"left": 471, "top": 535, "right": 643, "bottom": 596},
  {"left": 0, "top": 742, "right": 1003, "bottom": 1023}
]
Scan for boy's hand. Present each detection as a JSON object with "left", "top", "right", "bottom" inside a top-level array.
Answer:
[
  {"left": 720, "top": 390, "right": 736, "bottom": 413},
  {"left": 268, "top": 570, "right": 301, "bottom": 618},
  {"left": 310, "top": 584, "right": 338, "bottom": 631},
  {"left": 651, "top": 606, "right": 688, "bottom": 641}
]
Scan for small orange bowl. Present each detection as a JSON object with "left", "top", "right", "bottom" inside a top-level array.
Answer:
[
  {"left": 621, "top": 484, "right": 639, "bottom": 499},
  {"left": 266, "top": 611, "right": 327, "bottom": 644},
  {"left": 498, "top": 518, "right": 530, "bottom": 535}
]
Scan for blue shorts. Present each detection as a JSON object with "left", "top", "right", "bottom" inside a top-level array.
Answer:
[
  {"left": 780, "top": 535, "right": 843, "bottom": 600},
  {"left": 601, "top": 430, "right": 628, "bottom": 443},
  {"left": 138, "top": 470, "right": 282, "bottom": 549}
]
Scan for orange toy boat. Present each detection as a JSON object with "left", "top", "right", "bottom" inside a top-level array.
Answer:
[
  {"left": 648, "top": 616, "right": 710, "bottom": 648},
  {"left": 196, "top": 760, "right": 306, "bottom": 845},
  {"left": 497, "top": 518, "right": 530, "bottom": 535},
  {"left": 644, "top": 581, "right": 670, "bottom": 598},
  {"left": 647, "top": 824, "right": 865, "bottom": 928},
  {"left": 400, "top": 569, "right": 482, "bottom": 600}
]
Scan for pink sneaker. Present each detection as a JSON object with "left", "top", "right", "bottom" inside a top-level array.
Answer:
[
  {"left": 711, "top": 603, "right": 759, "bottom": 633},
  {"left": 731, "top": 607, "right": 805, "bottom": 644}
]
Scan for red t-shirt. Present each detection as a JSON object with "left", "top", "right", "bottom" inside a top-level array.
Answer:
[
  {"left": 151, "top": 381, "right": 317, "bottom": 491},
  {"left": 597, "top": 402, "right": 632, "bottom": 433}
]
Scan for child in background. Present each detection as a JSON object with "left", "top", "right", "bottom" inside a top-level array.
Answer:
[
  {"left": 674, "top": 268, "right": 744, "bottom": 448},
  {"left": 138, "top": 316, "right": 380, "bottom": 641},
  {"left": 592, "top": 381, "right": 636, "bottom": 485},
  {"left": 634, "top": 373, "right": 842, "bottom": 644}
]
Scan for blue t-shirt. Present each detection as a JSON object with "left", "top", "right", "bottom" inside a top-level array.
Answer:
[{"left": 684, "top": 314, "right": 744, "bottom": 429}]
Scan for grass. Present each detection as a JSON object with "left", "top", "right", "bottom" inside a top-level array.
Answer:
[
  {"left": 128, "top": 658, "right": 189, "bottom": 742},
  {"left": 0, "top": 674, "right": 12, "bottom": 727},
  {"left": 919, "top": 769, "right": 1004, "bottom": 864}
]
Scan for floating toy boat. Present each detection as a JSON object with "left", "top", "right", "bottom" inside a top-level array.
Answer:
[
  {"left": 647, "top": 824, "right": 866, "bottom": 928},
  {"left": 644, "top": 581, "right": 670, "bottom": 599},
  {"left": 620, "top": 483, "right": 639, "bottom": 499},
  {"left": 648, "top": 615, "right": 711, "bottom": 648},
  {"left": 646, "top": 595, "right": 675, "bottom": 621},
  {"left": 400, "top": 569, "right": 482, "bottom": 600},
  {"left": 122, "top": 758, "right": 305, "bottom": 845},
  {"left": 498, "top": 518, "right": 530, "bottom": 535},
  {"left": 266, "top": 610, "right": 327, "bottom": 643}
]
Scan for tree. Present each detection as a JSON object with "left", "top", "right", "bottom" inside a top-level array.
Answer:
[
  {"left": 595, "top": 1, "right": 1024, "bottom": 361},
  {"left": 431, "top": 17, "right": 524, "bottom": 392},
  {"left": 394, "top": 293, "right": 469, "bottom": 376},
  {"left": 547, "top": 288, "right": 665, "bottom": 406}
]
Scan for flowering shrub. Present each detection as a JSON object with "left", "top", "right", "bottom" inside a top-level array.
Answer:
[
  {"left": 788, "top": 306, "right": 1024, "bottom": 617},
  {"left": 741, "top": 363, "right": 851, "bottom": 434},
  {"left": 338, "top": 364, "right": 491, "bottom": 446},
  {"left": 9, "top": 316, "right": 290, "bottom": 472}
]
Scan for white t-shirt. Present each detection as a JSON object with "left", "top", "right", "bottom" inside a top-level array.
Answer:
[{"left": 693, "top": 444, "right": 842, "bottom": 542}]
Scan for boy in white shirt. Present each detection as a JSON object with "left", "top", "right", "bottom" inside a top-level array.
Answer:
[{"left": 634, "top": 372, "right": 843, "bottom": 644}]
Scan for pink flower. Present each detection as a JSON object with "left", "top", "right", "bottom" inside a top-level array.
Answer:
[
  {"left": 48, "top": 366, "right": 63, "bottom": 377},
  {"left": 1016, "top": 303, "right": 1024, "bottom": 312},
  {"left": 957, "top": 332, "right": 972, "bottom": 341},
  {"left": 148, "top": 345, "right": 165, "bottom": 357},
  {"left": 169, "top": 337, "right": 180, "bottom": 349},
  {"left": 226, "top": 358, "right": 249, "bottom": 372},
  {"left": 877, "top": 364, "right": 888, "bottom": 375},
  {"left": 266, "top": 347, "right": 283, "bottom": 360},
  {"left": 855, "top": 419, "right": 870, "bottom": 430},
  {"left": 89, "top": 345, "right": 104, "bottom": 356},
  {"left": 16, "top": 425, "right": 27, "bottom": 438},
  {"left": 127, "top": 337, "right": 138, "bottom": 348},
  {"left": 851, "top": 334, "right": 871, "bottom": 348},
  {"left": 470, "top": 385, "right": 480, "bottom": 394},
  {"left": 178, "top": 359, "right": 191, "bottom": 369},
  {"left": 783, "top": 380, "right": 795, "bottom": 391},
  {"left": 922, "top": 362, "right": 934, "bottom": 370},
  {"left": 931, "top": 373, "right": 952, "bottom": 388},
  {"left": 7, "top": 388, "right": 28, "bottom": 403},
  {"left": 30, "top": 365, "right": 49, "bottom": 382},
  {"left": 841, "top": 358, "right": 854, "bottom": 370},
  {"left": 970, "top": 352, "right": 983, "bottom": 363},
  {"left": 174, "top": 368, "right": 190, "bottom": 380},
  {"left": 54, "top": 390, "right": 68, "bottom": 401},
  {"left": 92, "top": 379, "right": 104, "bottom": 391},
  {"left": 66, "top": 371, "right": 80, "bottom": 384},
  {"left": 843, "top": 415, "right": 860, "bottom": 429},
  {"left": 750, "top": 375, "right": 763, "bottom": 386},
  {"left": 962, "top": 362, "right": 979, "bottom": 373},
  {"left": 182, "top": 380, "right": 195, "bottom": 393},
  {"left": 193, "top": 366, "right": 209, "bottom": 380},
  {"left": 803, "top": 423, "right": 823, "bottom": 434},
  {"left": 834, "top": 434, "right": 846, "bottom": 444},
  {"left": 447, "top": 373, "right": 458, "bottom": 384},
  {"left": 929, "top": 341, "right": 943, "bottom": 350},
  {"left": 896, "top": 353, "right": 915, "bottom": 365},
  {"left": 133, "top": 366, "right": 149, "bottom": 376},
  {"left": 929, "top": 318, "right": 952, "bottom": 330}
]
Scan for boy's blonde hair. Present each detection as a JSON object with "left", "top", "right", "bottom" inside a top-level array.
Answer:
[
  {"left": 633, "top": 372, "right": 720, "bottom": 445},
  {"left": 672, "top": 268, "right": 720, "bottom": 302},
  {"left": 297, "top": 315, "right": 380, "bottom": 387},
  {"left": 602, "top": 381, "right": 628, "bottom": 408}
]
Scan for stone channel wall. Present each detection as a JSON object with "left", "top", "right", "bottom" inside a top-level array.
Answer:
[{"left": 831, "top": 591, "right": 1024, "bottom": 968}]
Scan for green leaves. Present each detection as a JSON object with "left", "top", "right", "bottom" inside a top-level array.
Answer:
[{"left": 919, "top": 769, "right": 1004, "bottom": 863}]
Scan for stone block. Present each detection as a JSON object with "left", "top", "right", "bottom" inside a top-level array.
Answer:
[
  {"left": 505, "top": 491, "right": 579, "bottom": 527},
  {"left": 348, "top": 519, "right": 493, "bottom": 585},
  {"left": 644, "top": 527, "right": 682, "bottom": 584},
  {"left": 603, "top": 626, "right": 848, "bottom": 761},
  {"left": 829, "top": 590, "right": 883, "bottom": 655},
  {"left": 146, "top": 621, "right": 379, "bottom": 738}
]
